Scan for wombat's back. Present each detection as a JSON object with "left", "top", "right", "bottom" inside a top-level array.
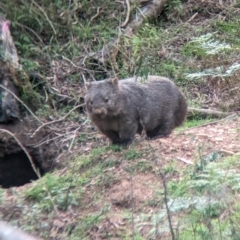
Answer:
[{"left": 118, "top": 76, "right": 187, "bottom": 137}]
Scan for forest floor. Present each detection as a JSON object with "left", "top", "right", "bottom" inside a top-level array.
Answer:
[
  {"left": 1, "top": 115, "right": 240, "bottom": 239},
  {"left": 1, "top": 0, "right": 240, "bottom": 239}
]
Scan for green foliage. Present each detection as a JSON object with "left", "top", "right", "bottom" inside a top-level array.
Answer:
[
  {"left": 177, "top": 118, "right": 214, "bottom": 133},
  {"left": 123, "top": 23, "right": 191, "bottom": 83},
  {"left": 164, "top": 0, "right": 184, "bottom": 20},
  {"left": 168, "top": 178, "right": 189, "bottom": 197},
  {"left": 125, "top": 149, "right": 142, "bottom": 160},
  {"left": 0, "top": 188, "right": 3, "bottom": 203},
  {"left": 132, "top": 153, "right": 240, "bottom": 239},
  {"left": 214, "top": 18, "right": 240, "bottom": 45},
  {"left": 106, "top": 145, "right": 123, "bottom": 152},
  {"left": 162, "top": 163, "right": 176, "bottom": 175},
  {"left": 182, "top": 41, "right": 207, "bottom": 58},
  {"left": 25, "top": 173, "right": 83, "bottom": 212},
  {"left": 69, "top": 206, "right": 109, "bottom": 239}
]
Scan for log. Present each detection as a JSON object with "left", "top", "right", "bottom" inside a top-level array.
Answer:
[
  {"left": 187, "top": 107, "right": 235, "bottom": 119},
  {"left": 90, "top": 0, "right": 170, "bottom": 64}
]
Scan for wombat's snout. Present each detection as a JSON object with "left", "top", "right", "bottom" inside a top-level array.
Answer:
[{"left": 92, "top": 107, "right": 107, "bottom": 119}]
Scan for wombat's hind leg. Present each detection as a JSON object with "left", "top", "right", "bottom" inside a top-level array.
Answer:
[{"left": 146, "top": 121, "right": 174, "bottom": 139}]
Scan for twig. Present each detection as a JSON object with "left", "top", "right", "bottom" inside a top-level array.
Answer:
[
  {"left": 0, "top": 128, "right": 41, "bottom": 178},
  {"left": 90, "top": 7, "right": 101, "bottom": 23},
  {"left": 15, "top": 22, "right": 44, "bottom": 44},
  {"left": 177, "top": 157, "right": 193, "bottom": 165},
  {"left": 219, "top": 149, "right": 235, "bottom": 156},
  {"left": 160, "top": 171, "right": 175, "bottom": 240},
  {"left": 187, "top": 12, "right": 198, "bottom": 22},
  {"left": 68, "top": 126, "right": 81, "bottom": 152},
  {"left": 0, "top": 85, "right": 43, "bottom": 124},
  {"left": 32, "top": 0, "right": 57, "bottom": 35},
  {"left": 183, "top": 113, "right": 237, "bottom": 132},
  {"left": 33, "top": 134, "right": 65, "bottom": 147},
  {"left": 130, "top": 175, "right": 135, "bottom": 239},
  {"left": 31, "top": 104, "right": 84, "bottom": 137},
  {"left": 81, "top": 73, "right": 87, "bottom": 88},
  {"left": 121, "top": 0, "right": 131, "bottom": 27},
  {"left": 188, "top": 107, "right": 233, "bottom": 119}
]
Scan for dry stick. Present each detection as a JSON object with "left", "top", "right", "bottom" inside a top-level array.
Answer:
[
  {"left": 15, "top": 22, "right": 44, "bottom": 44},
  {"left": 81, "top": 73, "right": 87, "bottom": 88},
  {"left": 187, "top": 12, "right": 198, "bottom": 22},
  {"left": 32, "top": 0, "right": 56, "bottom": 35},
  {"left": 90, "top": 7, "right": 101, "bottom": 23},
  {"left": 121, "top": 0, "right": 131, "bottom": 27},
  {"left": 33, "top": 134, "right": 64, "bottom": 148},
  {"left": 145, "top": 137, "right": 175, "bottom": 239},
  {"left": 187, "top": 107, "right": 233, "bottom": 119},
  {"left": 31, "top": 104, "right": 84, "bottom": 137},
  {"left": 160, "top": 171, "right": 175, "bottom": 240},
  {"left": 177, "top": 157, "right": 194, "bottom": 165},
  {"left": 130, "top": 175, "right": 135, "bottom": 240},
  {"left": 68, "top": 126, "right": 81, "bottom": 152},
  {"left": 0, "top": 85, "right": 43, "bottom": 124},
  {"left": 183, "top": 113, "right": 237, "bottom": 132},
  {"left": 0, "top": 128, "right": 41, "bottom": 178}
]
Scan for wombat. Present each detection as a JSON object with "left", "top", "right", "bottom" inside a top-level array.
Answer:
[{"left": 85, "top": 75, "right": 187, "bottom": 145}]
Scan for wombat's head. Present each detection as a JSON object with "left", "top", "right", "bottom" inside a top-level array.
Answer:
[{"left": 85, "top": 77, "right": 122, "bottom": 119}]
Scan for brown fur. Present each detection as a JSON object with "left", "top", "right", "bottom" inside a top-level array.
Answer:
[{"left": 85, "top": 76, "right": 187, "bottom": 145}]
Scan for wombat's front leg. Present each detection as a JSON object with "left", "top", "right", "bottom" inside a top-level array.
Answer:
[
  {"left": 117, "top": 122, "right": 138, "bottom": 145},
  {"left": 103, "top": 130, "right": 122, "bottom": 144}
]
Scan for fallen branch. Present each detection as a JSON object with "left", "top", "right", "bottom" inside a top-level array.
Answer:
[
  {"left": 0, "top": 84, "right": 43, "bottom": 124},
  {"left": 160, "top": 171, "right": 175, "bottom": 240},
  {"left": 187, "top": 107, "right": 236, "bottom": 119},
  {"left": 184, "top": 113, "right": 237, "bottom": 131},
  {"left": 121, "top": 0, "right": 131, "bottom": 27},
  {"left": 90, "top": 0, "right": 170, "bottom": 64},
  {"left": 0, "top": 128, "right": 41, "bottom": 178},
  {"left": 31, "top": 104, "right": 84, "bottom": 137},
  {"left": 177, "top": 157, "right": 194, "bottom": 165}
]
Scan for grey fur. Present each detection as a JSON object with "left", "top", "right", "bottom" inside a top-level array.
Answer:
[{"left": 85, "top": 76, "right": 187, "bottom": 145}]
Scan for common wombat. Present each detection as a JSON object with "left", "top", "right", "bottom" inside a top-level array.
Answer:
[{"left": 85, "top": 76, "right": 187, "bottom": 145}]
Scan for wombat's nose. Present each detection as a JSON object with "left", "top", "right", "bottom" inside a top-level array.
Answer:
[{"left": 93, "top": 107, "right": 107, "bottom": 119}]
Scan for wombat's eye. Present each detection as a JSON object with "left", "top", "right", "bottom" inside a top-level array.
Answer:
[{"left": 104, "top": 98, "right": 109, "bottom": 103}]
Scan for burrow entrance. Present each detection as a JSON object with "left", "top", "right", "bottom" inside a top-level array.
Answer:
[
  {"left": 0, "top": 150, "right": 45, "bottom": 188},
  {"left": 0, "top": 119, "right": 60, "bottom": 189}
]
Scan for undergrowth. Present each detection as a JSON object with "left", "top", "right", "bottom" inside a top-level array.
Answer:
[{"left": 1, "top": 1, "right": 240, "bottom": 239}]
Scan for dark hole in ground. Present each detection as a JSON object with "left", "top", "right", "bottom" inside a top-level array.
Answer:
[{"left": 0, "top": 150, "right": 45, "bottom": 188}]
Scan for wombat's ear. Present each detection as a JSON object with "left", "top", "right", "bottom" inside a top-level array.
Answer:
[
  {"left": 111, "top": 77, "right": 119, "bottom": 85},
  {"left": 85, "top": 82, "right": 91, "bottom": 89}
]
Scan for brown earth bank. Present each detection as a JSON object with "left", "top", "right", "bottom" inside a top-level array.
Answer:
[{"left": 1, "top": 116, "right": 239, "bottom": 239}]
